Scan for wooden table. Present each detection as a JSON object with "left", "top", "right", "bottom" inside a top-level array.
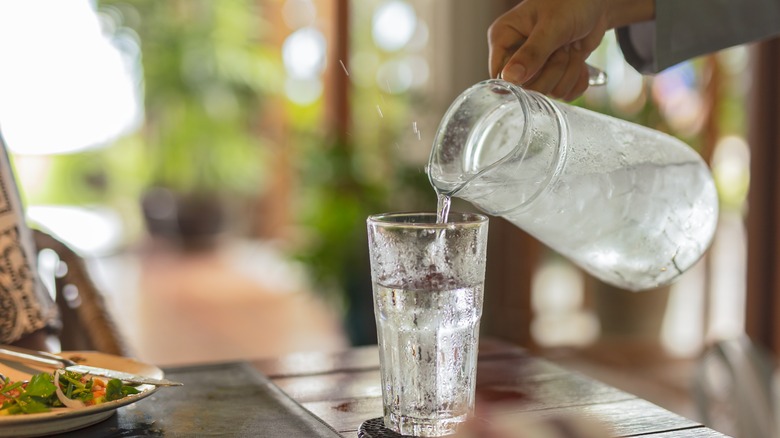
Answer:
[
  {"left": 56, "top": 339, "right": 730, "bottom": 437},
  {"left": 255, "top": 339, "right": 730, "bottom": 437}
]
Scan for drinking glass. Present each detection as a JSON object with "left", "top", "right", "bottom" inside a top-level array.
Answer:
[{"left": 366, "top": 212, "right": 489, "bottom": 437}]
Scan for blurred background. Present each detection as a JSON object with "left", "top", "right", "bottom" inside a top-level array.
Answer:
[{"left": 0, "top": 0, "right": 768, "bottom": 435}]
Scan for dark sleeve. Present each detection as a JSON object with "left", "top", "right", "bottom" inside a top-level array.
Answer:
[
  {"left": 616, "top": 21, "right": 657, "bottom": 74},
  {"left": 618, "top": 0, "right": 780, "bottom": 74}
]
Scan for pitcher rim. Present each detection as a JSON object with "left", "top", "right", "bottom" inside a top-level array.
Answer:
[{"left": 427, "top": 79, "right": 532, "bottom": 197}]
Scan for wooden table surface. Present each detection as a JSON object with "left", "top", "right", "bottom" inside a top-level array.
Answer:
[{"left": 255, "top": 338, "right": 730, "bottom": 437}]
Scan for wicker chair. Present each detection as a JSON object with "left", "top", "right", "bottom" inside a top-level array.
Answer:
[{"left": 33, "top": 229, "right": 129, "bottom": 356}]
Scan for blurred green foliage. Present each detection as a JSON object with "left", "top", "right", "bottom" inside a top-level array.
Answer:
[
  {"left": 22, "top": 0, "right": 284, "bottom": 208},
  {"left": 285, "top": 1, "right": 434, "bottom": 341},
  {"left": 107, "top": 0, "right": 282, "bottom": 196}
]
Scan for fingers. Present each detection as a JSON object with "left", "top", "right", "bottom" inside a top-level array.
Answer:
[
  {"left": 487, "top": 0, "right": 607, "bottom": 100},
  {"left": 549, "top": 63, "right": 583, "bottom": 99},
  {"left": 487, "top": 1, "right": 566, "bottom": 81},
  {"left": 501, "top": 25, "right": 568, "bottom": 84},
  {"left": 512, "top": 46, "right": 591, "bottom": 101},
  {"left": 488, "top": 39, "right": 513, "bottom": 79},
  {"left": 522, "top": 48, "right": 571, "bottom": 95},
  {"left": 549, "top": 50, "right": 589, "bottom": 100},
  {"left": 487, "top": 14, "right": 527, "bottom": 78},
  {"left": 563, "top": 66, "right": 590, "bottom": 101}
]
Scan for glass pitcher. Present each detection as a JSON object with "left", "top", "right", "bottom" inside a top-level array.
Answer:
[{"left": 427, "top": 79, "right": 719, "bottom": 291}]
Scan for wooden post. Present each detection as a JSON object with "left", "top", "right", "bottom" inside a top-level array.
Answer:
[
  {"left": 323, "top": 0, "right": 351, "bottom": 144},
  {"left": 250, "top": 0, "right": 293, "bottom": 239},
  {"left": 745, "top": 38, "right": 780, "bottom": 356}
]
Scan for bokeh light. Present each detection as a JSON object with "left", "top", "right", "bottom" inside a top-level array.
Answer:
[
  {"left": 27, "top": 205, "right": 124, "bottom": 254},
  {"left": 603, "top": 32, "right": 646, "bottom": 113},
  {"left": 282, "top": 0, "right": 316, "bottom": 30},
  {"left": 711, "top": 135, "right": 750, "bottom": 209},
  {"left": 0, "top": 0, "right": 143, "bottom": 155},
  {"left": 376, "top": 59, "right": 414, "bottom": 94},
  {"left": 350, "top": 51, "right": 381, "bottom": 88},
  {"left": 405, "top": 19, "right": 429, "bottom": 52},
  {"left": 285, "top": 77, "right": 323, "bottom": 105},
  {"left": 652, "top": 63, "right": 705, "bottom": 135},
  {"left": 372, "top": 1, "right": 417, "bottom": 52},
  {"left": 282, "top": 26, "right": 327, "bottom": 80}
]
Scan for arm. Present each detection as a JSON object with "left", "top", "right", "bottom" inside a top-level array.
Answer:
[{"left": 618, "top": 0, "right": 780, "bottom": 73}]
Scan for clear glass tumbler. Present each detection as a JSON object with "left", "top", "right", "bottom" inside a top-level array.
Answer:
[{"left": 366, "top": 212, "right": 489, "bottom": 437}]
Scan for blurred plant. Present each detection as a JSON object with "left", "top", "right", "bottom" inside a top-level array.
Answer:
[
  {"left": 12, "top": 137, "right": 143, "bottom": 207},
  {"left": 101, "top": 0, "right": 283, "bottom": 197},
  {"left": 282, "top": 1, "right": 433, "bottom": 340},
  {"left": 290, "top": 123, "right": 430, "bottom": 343}
]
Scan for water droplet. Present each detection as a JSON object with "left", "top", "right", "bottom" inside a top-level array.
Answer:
[
  {"left": 412, "top": 121, "right": 421, "bottom": 140},
  {"left": 339, "top": 59, "right": 349, "bottom": 76}
]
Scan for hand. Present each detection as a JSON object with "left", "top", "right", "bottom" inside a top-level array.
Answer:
[
  {"left": 520, "top": 45, "right": 594, "bottom": 101},
  {"left": 488, "top": 0, "right": 609, "bottom": 101}
]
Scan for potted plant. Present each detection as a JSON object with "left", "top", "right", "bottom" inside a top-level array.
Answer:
[{"left": 104, "top": 0, "right": 281, "bottom": 248}]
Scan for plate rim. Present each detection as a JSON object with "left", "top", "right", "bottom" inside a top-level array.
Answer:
[{"left": 0, "top": 350, "right": 162, "bottom": 433}]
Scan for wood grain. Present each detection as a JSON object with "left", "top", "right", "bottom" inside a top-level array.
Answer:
[{"left": 265, "top": 339, "right": 731, "bottom": 437}]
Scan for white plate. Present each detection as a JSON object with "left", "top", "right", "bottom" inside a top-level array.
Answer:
[{"left": 0, "top": 351, "right": 162, "bottom": 437}]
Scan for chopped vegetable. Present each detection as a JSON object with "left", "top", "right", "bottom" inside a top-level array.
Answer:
[{"left": 0, "top": 370, "right": 141, "bottom": 415}]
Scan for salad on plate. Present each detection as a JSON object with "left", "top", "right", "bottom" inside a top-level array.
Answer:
[{"left": 0, "top": 369, "right": 141, "bottom": 415}]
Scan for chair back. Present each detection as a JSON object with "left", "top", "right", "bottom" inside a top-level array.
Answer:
[{"left": 33, "top": 229, "right": 129, "bottom": 356}]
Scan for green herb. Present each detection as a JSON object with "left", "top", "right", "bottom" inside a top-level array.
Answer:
[
  {"left": 106, "top": 379, "right": 140, "bottom": 401},
  {"left": 1, "top": 378, "right": 24, "bottom": 394},
  {"left": 23, "top": 374, "right": 56, "bottom": 398},
  {"left": 0, "top": 371, "right": 143, "bottom": 415},
  {"left": 59, "top": 371, "right": 91, "bottom": 402},
  {"left": 1, "top": 373, "right": 58, "bottom": 415}
]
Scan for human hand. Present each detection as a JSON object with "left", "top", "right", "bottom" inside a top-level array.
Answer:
[{"left": 488, "top": 0, "right": 610, "bottom": 101}]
